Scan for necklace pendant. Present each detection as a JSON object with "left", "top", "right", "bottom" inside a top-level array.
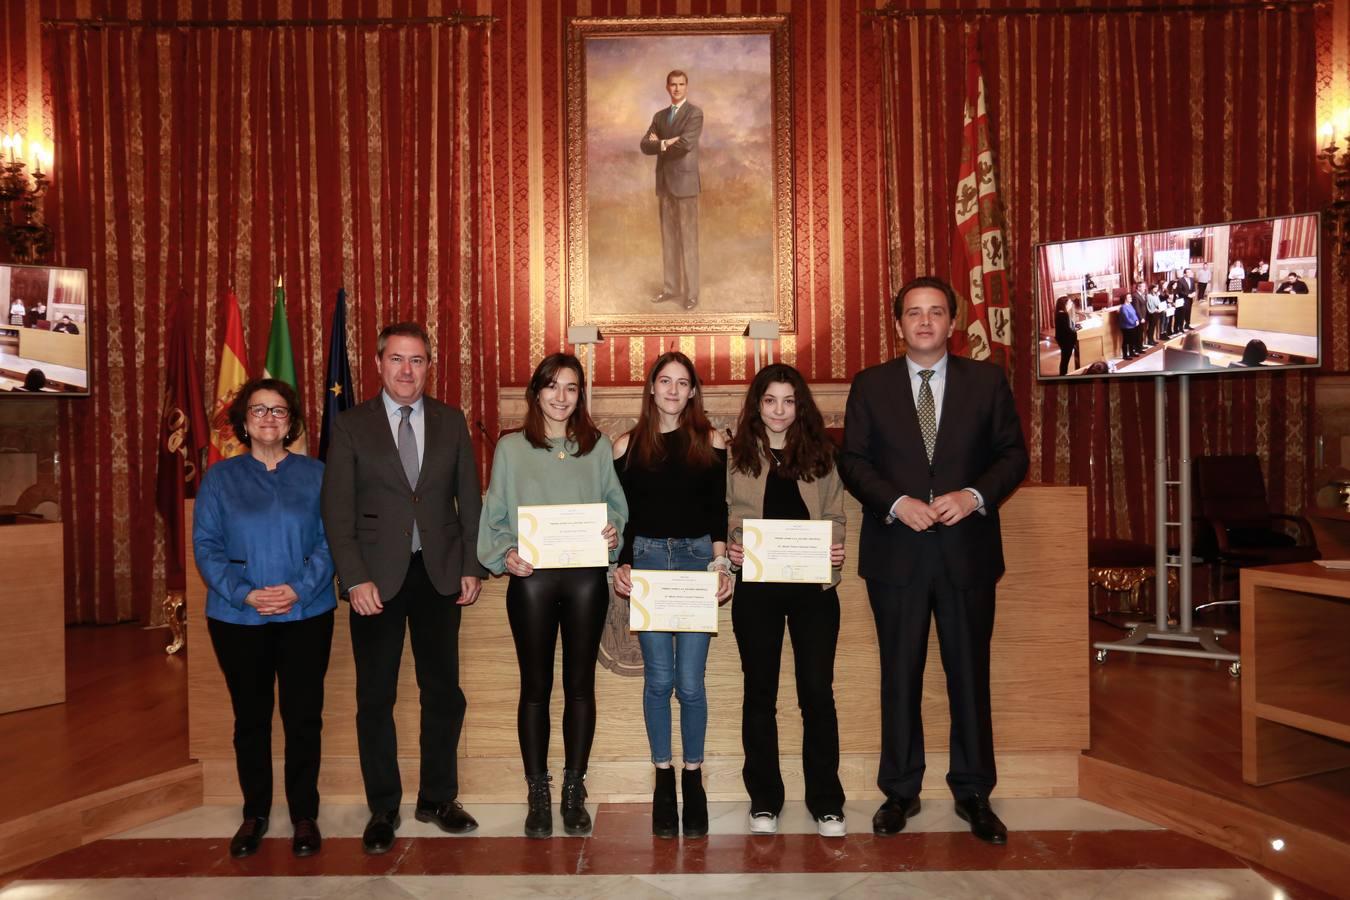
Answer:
[{"left": 558, "top": 450, "right": 566, "bottom": 460}]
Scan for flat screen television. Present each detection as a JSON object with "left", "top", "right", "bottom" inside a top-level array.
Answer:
[
  {"left": 0, "top": 262, "right": 89, "bottom": 395},
  {"left": 1034, "top": 213, "right": 1320, "bottom": 381}
]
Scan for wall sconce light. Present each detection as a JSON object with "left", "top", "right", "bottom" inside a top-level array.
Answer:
[
  {"left": 744, "top": 320, "right": 780, "bottom": 376},
  {"left": 1318, "top": 117, "right": 1350, "bottom": 277},
  {"left": 0, "top": 134, "right": 53, "bottom": 265},
  {"left": 567, "top": 324, "right": 604, "bottom": 400}
]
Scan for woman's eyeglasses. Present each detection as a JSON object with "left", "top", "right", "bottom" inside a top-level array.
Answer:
[{"left": 247, "top": 405, "right": 291, "bottom": 420}]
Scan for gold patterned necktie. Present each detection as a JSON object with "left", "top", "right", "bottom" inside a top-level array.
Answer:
[{"left": 917, "top": 370, "right": 937, "bottom": 463}]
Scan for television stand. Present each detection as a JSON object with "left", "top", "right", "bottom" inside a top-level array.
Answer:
[{"left": 1093, "top": 375, "right": 1241, "bottom": 674}]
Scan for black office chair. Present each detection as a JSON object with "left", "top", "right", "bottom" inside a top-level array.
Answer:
[{"left": 1192, "top": 454, "right": 1320, "bottom": 609}]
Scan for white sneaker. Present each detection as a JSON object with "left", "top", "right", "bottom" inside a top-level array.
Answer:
[
  {"left": 748, "top": 811, "right": 779, "bottom": 834},
  {"left": 816, "top": 814, "right": 846, "bottom": 837}
]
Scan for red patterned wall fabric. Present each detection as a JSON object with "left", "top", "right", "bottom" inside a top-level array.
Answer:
[
  {"left": 46, "top": 20, "right": 488, "bottom": 623},
  {"left": 879, "top": 4, "right": 1324, "bottom": 543}
]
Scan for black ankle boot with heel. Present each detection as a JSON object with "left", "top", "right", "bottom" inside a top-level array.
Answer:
[
  {"left": 652, "top": 766, "right": 678, "bottom": 838},
  {"left": 681, "top": 766, "right": 708, "bottom": 838}
]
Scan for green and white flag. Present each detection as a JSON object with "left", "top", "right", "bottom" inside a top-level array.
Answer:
[{"left": 264, "top": 279, "right": 307, "bottom": 453}]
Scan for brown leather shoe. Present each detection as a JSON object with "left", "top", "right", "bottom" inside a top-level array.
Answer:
[
  {"left": 291, "top": 818, "right": 321, "bottom": 857},
  {"left": 228, "top": 816, "right": 268, "bottom": 858}
]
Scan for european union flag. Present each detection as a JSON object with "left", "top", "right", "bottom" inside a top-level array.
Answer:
[{"left": 318, "top": 287, "right": 356, "bottom": 461}]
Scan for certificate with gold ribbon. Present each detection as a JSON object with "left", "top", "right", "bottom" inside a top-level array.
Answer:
[
  {"left": 628, "top": 570, "right": 719, "bottom": 633},
  {"left": 517, "top": 503, "right": 609, "bottom": 569},
  {"left": 741, "top": 518, "right": 832, "bottom": 584}
]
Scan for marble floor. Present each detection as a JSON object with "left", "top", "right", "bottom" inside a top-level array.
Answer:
[{"left": 0, "top": 799, "right": 1313, "bottom": 899}]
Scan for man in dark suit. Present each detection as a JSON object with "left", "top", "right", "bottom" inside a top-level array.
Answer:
[
  {"left": 839, "top": 277, "right": 1028, "bottom": 846},
  {"left": 1175, "top": 268, "right": 1197, "bottom": 330},
  {"left": 321, "top": 322, "right": 488, "bottom": 854},
  {"left": 640, "top": 69, "right": 702, "bottom": 311},
  {"left": 1275, "top": 272, "right": 1309, "bottom": 294}
]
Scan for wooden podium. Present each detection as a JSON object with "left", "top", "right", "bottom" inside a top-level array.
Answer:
[
  {"left": 186, "top": 485, "right": 1089, "bottom": 803},
  {"left": 0, "top": 520, "right": 65, "bottom": 714}
]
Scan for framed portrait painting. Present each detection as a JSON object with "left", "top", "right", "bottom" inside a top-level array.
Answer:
[{"left": 565, "top": 15, "right": 794, "bottom": 335}]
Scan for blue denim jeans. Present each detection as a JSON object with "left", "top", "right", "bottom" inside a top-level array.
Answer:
[{"left": 632, "top": 535, "right": 714, "bottom": 765}]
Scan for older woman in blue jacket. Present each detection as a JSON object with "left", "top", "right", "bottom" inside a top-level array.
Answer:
[{"left": 194, "top": 378, "right": 335, "bottom": 860}]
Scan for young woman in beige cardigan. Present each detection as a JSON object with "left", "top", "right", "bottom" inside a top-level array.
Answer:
[{"left": 726, "top": 363, "right": 847, "bottom": 838}]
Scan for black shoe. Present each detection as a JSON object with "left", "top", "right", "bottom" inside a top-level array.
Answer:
[
  {"left": 652, "top": 291, "right": 683, "bottom": 305},
  {"left": 415, "top": 799, "right": 479, "bottom": 834},
  {"left": 229, "top": 816, "right": 268, "bottom": 858},
  {"left": 955, "top": 795, "right": 1008, "bottom": 845},
  {"left": 525, "top": 773, "right": 553, "bottom": 839},
  {"left": 680, "top": 767, "right": 708, "bottom": 838},
  {"left": 561, "top": 769, "right": 592, "bottom": 836},
  {"left": 871, "top": 796, "right": 920, "bottom": 836},
  {"left": 291, "top": 818, "right": 321, "bottom": 857},
  {"left": 362, "top": 809, "right": 401, "bottom": 855},
  {"left": 683, "top": 295, "right": 698, "bottom": 310},
  {"left": 652, "top": 766, "right": 678, "bottom": 839}
]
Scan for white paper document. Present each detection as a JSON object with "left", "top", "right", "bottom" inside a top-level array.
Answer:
[
  {"left": 628, "top": 569, "right": 719, "bottom": 633},
  {"left": 741, "top": 518, "right": 833, "bottom": 584},
  {"left": 517, "top": 503, "right": 609, "bottom": 569}
]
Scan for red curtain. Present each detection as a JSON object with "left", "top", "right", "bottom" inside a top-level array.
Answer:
[
  {"left": 48, "top": 23, "right": 490, "bottom": 624},
  {"left": 879, "top": 4, "right": 1322, "bottom": 543}
]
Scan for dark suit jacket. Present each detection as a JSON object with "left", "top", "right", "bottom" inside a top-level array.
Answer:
[
  {"left": 321, "top": 395, "right": 488, "bottom": 600},
  {"left": 838, "top": 355, "right": 1029, "bottom": 589},
  {"left": 640, "top": 102, "right": 702, "bottom": 198},
  {"left": 1175, "top": 277, "right": 1195, "bottom": 300}
]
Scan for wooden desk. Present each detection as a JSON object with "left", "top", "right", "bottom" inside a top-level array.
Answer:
[
  {"left": 1241, "top": 563, "right": 1350, "bottom": 786},
  {"left": 188, "top": 486, "right": 1090, "bottom": 802},
  {"left": 17, "top": 328, "right": 86, "bottom": 370},
  {"left": 1235, "top": 291, "right": 1318, "bottom": 337},
  {"left": 0, "top": 520, "right": 65, "bottom": 714}
]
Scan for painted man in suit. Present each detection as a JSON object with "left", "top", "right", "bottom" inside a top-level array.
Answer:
[
  {"left": 640, "top": 69, "right": 702, "bottom": 311},
  {"left": 321, "top": 321, "right": 488, "bottom": 854},
  {"left": 838, "top": 277, "right": 1028, "bottom": 845}
]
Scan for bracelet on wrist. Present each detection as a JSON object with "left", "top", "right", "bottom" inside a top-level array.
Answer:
[{"left": 707, "top": 555, "right": 732, "bottom": 574}]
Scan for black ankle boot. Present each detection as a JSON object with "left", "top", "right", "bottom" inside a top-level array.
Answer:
[
  {"left": 524, "top": 773, "right": 552, "bottom": 839},
  {"left": 561, "top": 769, "right": 592, "bottom": 835},
  {"left": 652, "top": 766, "right": 678, "bottom": 838},
  {"left": 681, "top": 766, "right": 708, "bottom": 838}
]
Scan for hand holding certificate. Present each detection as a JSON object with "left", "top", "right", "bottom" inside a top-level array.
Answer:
[
  {"left": 517, "top": 503, "right": 610, "bottom": 569},
  {"left": 628, "top": 569, "right": 719, "bottom": 633},
  {"left": 741, "top": 518, "right": 833, "bottom": 584}
]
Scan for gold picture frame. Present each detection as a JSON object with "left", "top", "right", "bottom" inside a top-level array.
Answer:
[{"left": 565, "top": 15, "right": 795, "bottom": 335}]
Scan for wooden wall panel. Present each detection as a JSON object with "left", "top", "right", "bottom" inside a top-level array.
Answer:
[
  {"left": 0, "top": 520, "right": 64, "bottom": 714},
  {"left": 188, "top": 484, "right": 1087, "bottom": 802}
]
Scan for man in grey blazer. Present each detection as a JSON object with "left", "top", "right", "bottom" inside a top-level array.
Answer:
[
  {"left": 641, "top": 69, "right": 703, "bottom": 311},
  {"left": 321, "top": 322, "right": 487, "bottom": 854}
]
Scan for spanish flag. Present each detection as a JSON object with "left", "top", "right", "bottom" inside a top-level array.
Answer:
[
  {"left": 208, "top": 290, "right": 249, "bottom": 465},
  {"left": 264, "top": 278, "right": 307, "bottom": 453}
]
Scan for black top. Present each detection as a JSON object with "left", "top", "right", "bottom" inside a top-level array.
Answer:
[
  {"left": 762, "top": 448, "right": 810, "bottom": 520},
  {"left": 616, "top": 428, "right": 728, "bottom": 566}
]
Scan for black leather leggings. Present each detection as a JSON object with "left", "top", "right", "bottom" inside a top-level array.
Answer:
[{"left": 506, "top": 567, "right": 610, "bottom": 778}]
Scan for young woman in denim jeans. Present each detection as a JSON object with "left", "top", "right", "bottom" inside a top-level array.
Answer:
[{"left": 612, "top": 351, "right": 733, "bottom": 838}]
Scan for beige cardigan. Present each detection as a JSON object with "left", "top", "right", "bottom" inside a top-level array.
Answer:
[{"left": 726, "top": 452, "right": 847, "bottom": 589}]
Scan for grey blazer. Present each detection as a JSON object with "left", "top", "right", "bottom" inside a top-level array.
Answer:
[{"left": 321, "top": 395, "right": 488, "bottom": 599}]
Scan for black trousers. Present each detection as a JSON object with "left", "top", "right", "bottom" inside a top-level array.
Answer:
[
  {"left": 506, "top": 567, "right": 609, "bottom": 778},
  {"left": 207, "top": 610, "right": 334, "bottom": 821},
  {"left": 732, "top": 580, "right": 845, "bottom": 818},
  {"left": 1056, "top": 336, "right": 1078, "bottom": 375},
  {"left": 349, "top": 552, "right": 464, "bottom": 812},
  {"left": 866, "top": 540, "right": 997, "bottom": 801}
]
